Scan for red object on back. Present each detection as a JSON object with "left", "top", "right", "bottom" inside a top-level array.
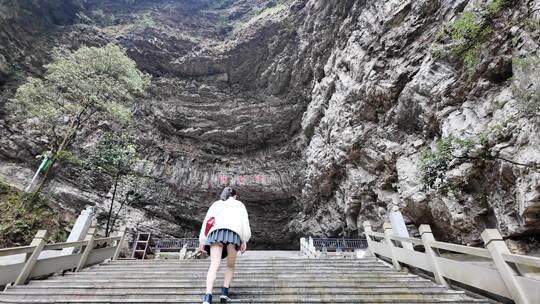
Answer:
[{"left": 205, "top": 217, "right": 215, "bottom": 236}]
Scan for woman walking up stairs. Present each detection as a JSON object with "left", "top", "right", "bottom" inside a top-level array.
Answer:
[{"left": 198, "top": 187, "right": 251, "bottom": 303}]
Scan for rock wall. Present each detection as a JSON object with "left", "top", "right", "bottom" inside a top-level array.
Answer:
[
  {"left": 291, "top": 0, "right": 540, "bottom": 251},
  {"left": 0, "top": 0, "right": 307, "bottom": 248},
  {"left": 0, "top": 0, "right": 538, "bottom": 250}
]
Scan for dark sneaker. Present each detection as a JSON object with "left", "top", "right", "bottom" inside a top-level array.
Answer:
[
  {"left": 220, "top": 287, "right": 231, "bottom": 302},
  {"left": 202, "top": 293, "right": 212, "bottom": 304}
]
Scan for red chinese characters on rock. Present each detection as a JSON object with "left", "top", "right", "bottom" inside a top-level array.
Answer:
[
  {"left": 219, "top": 175, "right": 229, "bottom": 185},
  {"left": 217, "top": 175, "right": 266, "bottom": 185}
]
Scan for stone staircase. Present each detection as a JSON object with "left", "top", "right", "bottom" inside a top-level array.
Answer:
[{"left": 0, "top": 252, "right": 491, "bottom": 303}]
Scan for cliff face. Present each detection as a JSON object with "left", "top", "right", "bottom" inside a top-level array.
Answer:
[
  {"left": 1, "top": 0, "right": 309, "bottom": 248},
  {"left": 292, "top": 0, "right": 540, "bottom": 250},
  {"left": 0, "top": 0, "right": 538, "bottom": 250}
]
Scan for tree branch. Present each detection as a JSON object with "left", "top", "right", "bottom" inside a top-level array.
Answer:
[
  {"left": 79, "top": 107, "right": 99, "bottom": 126},
  {"left": 455, "top": 155, "right": 540, "bottom": 170},
  {"left": 50, "top": 126, "right": 61, "bottom": 149},
  {"left": 513, "top": 7, "right": 540, "bottom": 32}
]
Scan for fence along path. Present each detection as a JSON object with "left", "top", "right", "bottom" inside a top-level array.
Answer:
[
  {"left": 363, "top": 221, "right": 540, "bottom": 304},
  {"left": 300, "top": 237, "right": 368, "bottom": 259},
  {"left": 0, "top": 222, "right": 126, "bottom": 287}
]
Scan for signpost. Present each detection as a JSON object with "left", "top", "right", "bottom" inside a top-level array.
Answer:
[{"left": 25, "top": 151, "right": 53, "bottom": 192}]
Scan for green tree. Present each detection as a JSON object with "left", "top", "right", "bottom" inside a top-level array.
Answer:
[
  {"left": 87, "top": 133, "right": 137, "bottom": 236},
  {"left": 11, "top": 43, "right": 151, "bottom": 197},
  {"left": 109, "top": 188, "right": 141, "bottom": 236}
]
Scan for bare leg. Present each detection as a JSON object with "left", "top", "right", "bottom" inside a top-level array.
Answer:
[
  {"left": 206, "top": 243, "right": 223, "bottom": 294},
  {"left": 223, "top": 244, "right": 238, "bottom": 288}
]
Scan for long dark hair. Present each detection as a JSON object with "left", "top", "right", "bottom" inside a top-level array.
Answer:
[{"left": 220, "top": 187, "right": 237, "bottom": 201}]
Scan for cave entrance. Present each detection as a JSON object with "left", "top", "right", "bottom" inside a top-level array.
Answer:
[{"left": 242, "top": 198, "right": 299, "bottom": 250}]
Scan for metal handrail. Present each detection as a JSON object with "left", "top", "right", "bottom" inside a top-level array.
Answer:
[
  {"left": 310, "top": 238, "right": 368, "bottom": 250},
  {"left": 155, "top": 238, "right": 199, "bottom": 250}
]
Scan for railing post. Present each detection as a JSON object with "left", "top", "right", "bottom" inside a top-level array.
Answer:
[
  {"left": 14, "top": 230, "right": 48, "bottom": 285},
  {"left": 300, "top": 237, "right": 305, "bottom": 253},
  {"left": 76, "top": 222, "right": 96, "bottom": 271},
  {"left": 113, "top": 226, "right": 127, "bottom": 260},
  {"left": 389, "top": 207, "right": 414, "bottom": 250},
  {"left": 481, "top": 229, "right": 530, "bottom": 304},
  {"left": 383, "top": 222, "right": 401, "bottom": 270},
  {"left": 419, "top": 225, "right": 448, "bottom": 287},
  {"left": 307, "top": 237, "right": 314, "bottom": 258},
  {"left": 179, "top": 244, "right": 187, "bottom": 260},
  {"left": 62, "top": 206, "right": 94, "bottom": 255},
  {"left": 362, "top": 221, "right": 375, "bottom": 251},
  {"left": 310, "top": 237, "right": 319, "bottom": 258}
]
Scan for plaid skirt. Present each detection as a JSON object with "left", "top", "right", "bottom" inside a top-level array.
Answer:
[{"left": 204, "top": 229, "right": 241, "bottom": 259}]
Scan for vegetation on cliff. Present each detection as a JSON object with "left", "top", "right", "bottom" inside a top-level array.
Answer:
[
  {"left": 0, "top": 182, "right": 71, "bottom": 247},
  {"left": 86, "top": 133, "right": 138, "bottom": 236},
  {"left": 10, "top": 43, "right": 151, "bottom": 197}
]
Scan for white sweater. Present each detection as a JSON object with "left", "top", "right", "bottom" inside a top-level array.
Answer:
[{"left": 199, "top": 197, "right": 251, "bottom": 244}]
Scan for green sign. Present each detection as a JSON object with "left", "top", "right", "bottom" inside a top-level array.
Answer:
[{"left": 38, "top": 158, "right": 51, "bottom": 173}]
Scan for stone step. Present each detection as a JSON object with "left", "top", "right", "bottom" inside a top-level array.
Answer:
[
  {"left": 60, "top": 271, "right": 412, "bottom": 280},
  {"left": 74, "top": 266, "right": 396, "bottom": 275},
  {"left": 0, "top": 299, "right": 490, "bottom": 304},
  {"left": 26, "top": 276, "right": 427, "bottom": 286},
  {"left": 88, "top": 264, "right": 386, "bottom": 272},
  {"left": 97, "top": 262, "right": 384, "bottom": 268},
  {"left": 0, "top": 289, "right": 481, "bottom": 298},
  {"left": 86, "top": 268, "right": 393, "bottom": 274},
  {"left": 105, "top": 258, "right": 380, "bottom": 265},
  {"left": 94, "top": 262, "right": 387, "bottom": 269},
  {"left": 84, "top": 265, "right": 391, "bottom": 272},
  {"left": 96, "top": 261, "right": 384, "bottom": 268},
  {"left": 21, "top": 281, "right": 437, "bottom": 289},
  {"left": 3, "top": 286, "right": 458, "bottom": 295},
  {"left": 108, "top": 257, "right": 379, "bottom": 262},
  {"left": 60, "top": 275, "right": 405, "bottom": 282},
  {"left": 0, "top": 256, "right": 490, "bottom": 304},
  {"left": 43, "top": 273, "right": 422, "bottom": 280},
  {"left": 0, "top": 293, "right": 489, "bottom": 303}
]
